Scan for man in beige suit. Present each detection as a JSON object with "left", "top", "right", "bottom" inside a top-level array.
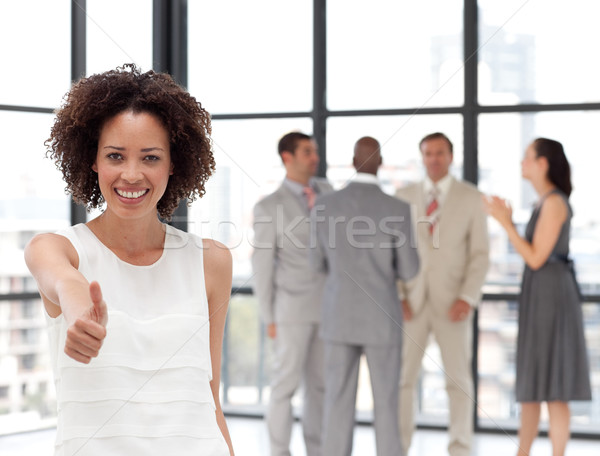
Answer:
[{"left": 396, "top": 132, "right": 489, "bottom": 456}]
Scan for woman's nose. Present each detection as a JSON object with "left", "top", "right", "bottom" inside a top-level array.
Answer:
[{"left": 121, "top": 162, "right": 143, "bottom": 182}]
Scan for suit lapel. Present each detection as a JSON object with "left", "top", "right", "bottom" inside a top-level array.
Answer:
[{"left": 279, "top": 183, "right": 306, "bottom": 215}]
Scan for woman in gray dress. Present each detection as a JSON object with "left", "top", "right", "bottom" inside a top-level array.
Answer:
[{"left": 483, "top": 138, "right": 591, "bottom": 456}]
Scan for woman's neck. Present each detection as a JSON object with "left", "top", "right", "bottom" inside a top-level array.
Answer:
[
  {"left": 531, "top": 178, "right": 556, "bottom": 200},
  {"left": 87, "top": 211, "right": 166, "bottom": 256}
]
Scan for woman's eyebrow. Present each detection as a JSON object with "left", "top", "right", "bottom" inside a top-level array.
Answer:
[{"left": 102, "top": 146, "right": 165, "bottom": 152}]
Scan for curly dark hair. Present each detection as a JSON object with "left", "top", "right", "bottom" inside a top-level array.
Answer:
[{"left": 46, "top": 63, "right": 215, "bottom": 219}]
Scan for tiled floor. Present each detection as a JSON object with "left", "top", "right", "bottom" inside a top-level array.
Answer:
[{"left": 1, "top": 416, "right": 598, "bottom": 455}]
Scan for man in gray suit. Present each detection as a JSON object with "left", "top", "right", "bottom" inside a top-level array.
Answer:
[
  {"left": 252, "top": 131, "right": 333, "bottom": 456},
  {"left": 397, "top": 132, "right": 490, "bottom": 456},
  {"left": 311, "top": 137, "right": 419, "bottom": 456}
]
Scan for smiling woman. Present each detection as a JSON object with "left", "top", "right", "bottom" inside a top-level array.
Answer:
[
  {"left": 91, "top": 111, "right": 173, "bottom": 223},
  {"left": 46, "top": 63, "right": 214, "bottom": 220},
  {"left": 23, "top": 64, "right": 235, "bottom": 456}
]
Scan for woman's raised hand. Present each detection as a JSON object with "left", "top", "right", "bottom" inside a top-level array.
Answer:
[
  {"left": 482, "top": 194, "right": 513, "bottom": 228},
  {"left": 64, "top": 281, "right": 108, "bottom": 364}
]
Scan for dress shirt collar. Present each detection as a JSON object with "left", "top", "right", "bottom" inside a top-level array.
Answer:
[
  {"left": 352, "top": 172, "right": 380, "bottom": 186},
  {"left": 283, "top": 177, "right": 317, "bottom": 196},
  {"left": 424, "top": 173, "right": 453, "bottom": 200}
]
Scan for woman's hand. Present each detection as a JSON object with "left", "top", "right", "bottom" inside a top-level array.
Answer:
[
  {"left": 482, "top": 195, "right": 513, "bottom": 228},
  {"left": 64, "top": 281, "right": 108, "bottom": 364}
]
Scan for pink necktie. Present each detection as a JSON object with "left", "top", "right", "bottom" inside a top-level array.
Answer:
[
  {"left": 303, "top": 186, "right": 316, "bottom": 210},
  {"left": 426, "top": 188, "right": 439, "bottom": 235}
]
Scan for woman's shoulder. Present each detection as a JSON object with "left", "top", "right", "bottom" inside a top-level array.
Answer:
[
  {"left": 539, "top": 191, "right": 569, "bottom": 221},
  {"left": 542, "top": 191, "right": 568, "bottom": 209},
  {"left": 201, "top": 239, "right": 232, "bottom": 269},
  {"left": 26, "top": 231, "right": 79, "bottom": 260},
  {"left": 201, "top": 239, "right": 232, "bottom": 307},
  {"left": 24, "top": 230, "right": 81, "bottom": 279}
]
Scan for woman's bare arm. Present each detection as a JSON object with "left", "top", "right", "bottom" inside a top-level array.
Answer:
[
  {"left": 483, "top": 193, "right": 567, "bottom": 270},
  {"left": 24, "top": 233, "right": 107, "bottom": 363},
  {"left": 203, "top": 238, "right": 234, "bottom": 455}
]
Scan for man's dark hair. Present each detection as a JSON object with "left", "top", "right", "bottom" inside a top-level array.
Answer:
[
  {"left": 419, "top": 132, "right": 453, "bottom": 154},
  {"left": 278, "top": 132, "right": 312, "bottom": 156}
]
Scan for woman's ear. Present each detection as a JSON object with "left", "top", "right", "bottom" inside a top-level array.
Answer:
[
  {"left": 92, "top": 161, "right": 98, "bottom": 173},
  {"left": 170, "top": 162, "right": 174, "bottom": 175},
  {"left": 537, "top": 155, "right": 549, "bottom": 174}
]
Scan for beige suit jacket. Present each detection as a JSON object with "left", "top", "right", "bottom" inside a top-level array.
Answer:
[{"left": 396, "top": 177, "right": 490, "bottom": 315}]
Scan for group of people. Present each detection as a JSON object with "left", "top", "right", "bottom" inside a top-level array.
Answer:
[
  {"left": 252, "top": 131, "right": 591, "bottom": 456},
  {"left": 24, "top": 63, "right": 591, "bottom": 456}
]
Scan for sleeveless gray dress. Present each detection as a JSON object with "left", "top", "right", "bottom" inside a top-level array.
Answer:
[{"left": 516, "top": 189, "right": 592, "bottom": 402}]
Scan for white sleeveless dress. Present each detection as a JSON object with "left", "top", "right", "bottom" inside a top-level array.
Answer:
[{"left": 46, "top": 224, "right": 229, "bottom": 456}]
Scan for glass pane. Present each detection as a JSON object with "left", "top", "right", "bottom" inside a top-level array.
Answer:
[
  {"left": 0, "top": 1, "right": 70, "bottom": 108},
  {"left": 479, "top": 112, "right": 600, "bottom": 294},
  {"left": 188, "top": 1, "right": 313, "bottom": 114},
  {"left": 86, "top": 0, "right": 153, "bottom": 76},
  {"left": 221, "top": 294, "right": 378, "bottom": 418},
  {"left": 0, "top": 112, "right": 68, "bottom": 434},
  {"left": 326, "top": 115, "right": 464, "bottom": 192},
  {"left": 479, "top": 0, "right": 600, "bottom": 105},
  {"left": 0, "top": 298, "right": 56, "bottom": 435},
  {"left": 478, "top": 300, "right": 600, "bottom": 434},
  {"left": 188, "top": 118, "right": 313, "bottom": 285},
  {"left": 221, "top": 293, "right": 269, "bottom": 411},
  {"left": 0, "top": 112, "right": 70, "bottom": 291},
  {"left": 327, "top": 0, "right": 463, "bottom": 110},
  {"left": 477, "top": 300, "right": 518, "bottom": 429}
]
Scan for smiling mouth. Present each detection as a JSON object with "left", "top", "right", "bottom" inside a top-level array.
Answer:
[{"left": 115, "top": 189, "right": 149, "bottom": 199}]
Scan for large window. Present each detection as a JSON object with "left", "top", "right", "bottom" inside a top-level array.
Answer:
[
  {"left": 327, "top": 0, "right": 464, "bottom": 110},
  {"left": 2, "top": 0, "right": 600, "bottom": 439},
  {"left": 478, "top": 0, "right": 600, "bottom": 106},
  {"left": 188, "top": 118, "right": 312, "bottom": 283},
  {"left": 86, "top": 0, "right": 153, "bottom": 75},
  {"left": 188, "top": 0, "right": 313, "bottom": 114},
  {"left": 0, "top": 1, "right": 72, "bottom": 434},
  {"left": 0, "top": 1, "right": 71, "bottom": 108}
]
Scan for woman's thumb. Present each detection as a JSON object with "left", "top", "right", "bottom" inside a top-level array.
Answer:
[{"left": 89, "top": 281, "right": 108, "bottom": 325}]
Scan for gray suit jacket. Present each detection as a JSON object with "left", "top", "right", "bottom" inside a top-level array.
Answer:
[
  {"left": 311, "top": 181, "right": 420, "bottom": 346},
  {"left": 252, "top": 178, "right": 333, "bottom": 325},
  {"left": 396, "top": 177, "right": 490, "bottom": 314}
]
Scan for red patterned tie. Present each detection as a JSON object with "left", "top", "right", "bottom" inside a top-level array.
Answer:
[
  {"left": 426, "top": 188, "right": 439, "bottom": 235},
  {"left": 303, "top": 186, "right": 316, "bottom": 210}
]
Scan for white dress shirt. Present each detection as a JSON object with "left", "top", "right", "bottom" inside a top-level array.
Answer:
[
  {"left": 352, "top": 172, "right": 380, "bottom": 186},
  {"left": 423, "top": 173, "right": 453, "bottom": 207}
]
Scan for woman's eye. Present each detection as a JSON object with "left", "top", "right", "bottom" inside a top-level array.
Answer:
[
  {"left": 107, "top": 153, "right": 122, "bottom": 160},
  {"left": 144, "top": 155, "right": 159, "bottom": 161}
]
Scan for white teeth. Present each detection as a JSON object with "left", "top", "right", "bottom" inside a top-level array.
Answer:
[{"left": 116, "top": 189, "right": 147, "bottom": 199}]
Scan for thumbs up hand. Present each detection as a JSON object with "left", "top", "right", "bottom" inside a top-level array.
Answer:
[{"left": 64, "top": 281, "right": 108, "bottom": 364}]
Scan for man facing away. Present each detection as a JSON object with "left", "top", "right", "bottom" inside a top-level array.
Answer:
[
  {"left": 251, "top": 132, "right": 333, "bottom": 456},
  {"left": 396, "top": 132, "right": 490, "bottom": 456},
  {"left": 311, "top": 137, "right": 419, "bottom": 456}
]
